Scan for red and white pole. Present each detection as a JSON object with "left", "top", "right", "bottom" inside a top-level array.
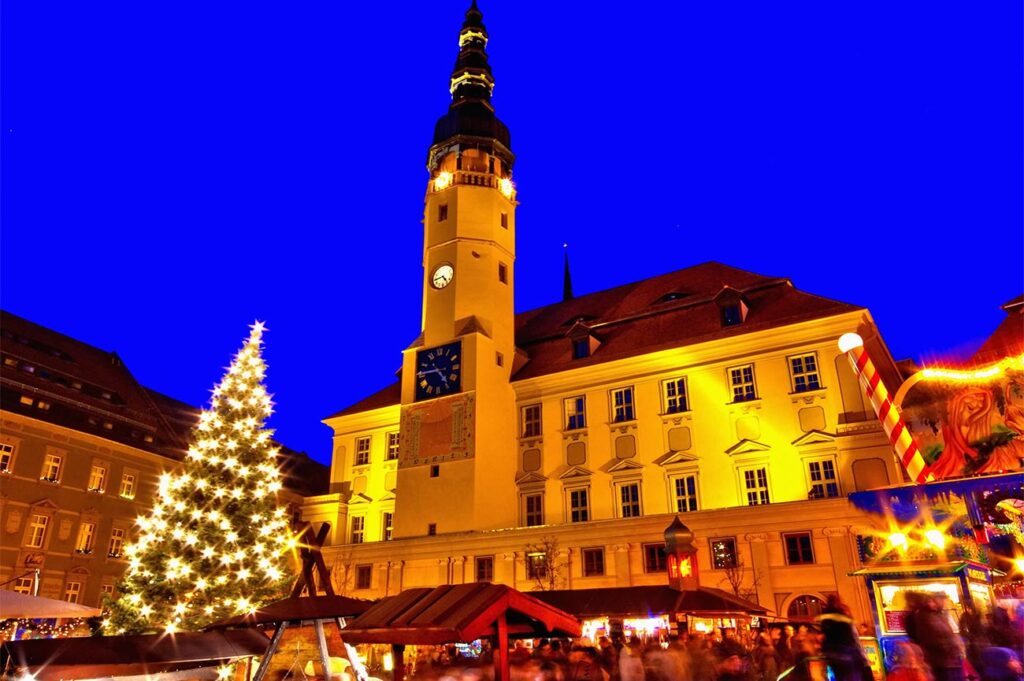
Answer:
[{"left": 838, "top": 333, "right": 934, "bottom": 484}]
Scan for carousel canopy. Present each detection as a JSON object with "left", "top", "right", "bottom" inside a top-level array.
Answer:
[
  {"left": 0, "top": 629, "right": 269, "bottom": 681},
  {"left": 341, "top": 583, "right": 581, "bottom": 645},
  {"left": 530, "top": 585, "right": 768, "bottom": 619},
  {"left": 848, "top": 472, "right": 1023, "bottom": 516},
  {"left": 206, "top": 593, "right": 375, "bottom": 628},
  {"left": 0, "top": 590, "right": 102, "bottom": 619}
]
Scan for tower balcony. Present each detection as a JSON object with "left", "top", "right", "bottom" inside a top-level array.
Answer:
[{"left": 431, "top": 169, "right": 515, "bottom": 200}]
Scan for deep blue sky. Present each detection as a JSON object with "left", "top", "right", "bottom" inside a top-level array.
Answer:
[{"left": 3, "top": 2, "right": 1021, "bottom": 464}]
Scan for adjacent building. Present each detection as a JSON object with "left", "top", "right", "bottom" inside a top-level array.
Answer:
[
  {"left": 0, "top": 310, "right": 327, "bottom": 607},
  {"left": 307, "top": 3, "right": 909, "bottom": 625}
]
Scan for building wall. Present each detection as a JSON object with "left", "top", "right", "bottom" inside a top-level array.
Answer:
[{"left": 0, "top": 410, "right": 310, "bottom": 607}]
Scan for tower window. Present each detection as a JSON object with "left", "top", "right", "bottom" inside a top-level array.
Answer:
[
  {"left": 500, "top": 212, "right": 508, "bottom": 229},
  {"left": 438, "top": 204, "right": 449, "bottom": 222},
  {"left": 496, "top": 351, "right": 504, "bottom": 367},
  {"left": 498, "top": 262, "right": 508, "bottom": 284},
  {"left": 430, "top": 464, "right": 440, "bottom": 478},
  {"left": 427, "top": 523, "right": 437, "bottom": 536}
]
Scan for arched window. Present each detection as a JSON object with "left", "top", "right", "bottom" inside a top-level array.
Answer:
[{"left": 788, "top": 595, "right": 825, "bottom": 619}]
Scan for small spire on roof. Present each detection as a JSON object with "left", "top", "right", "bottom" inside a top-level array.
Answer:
[{"left": 562, "top": 243, "right": 574, "bottom": 302}]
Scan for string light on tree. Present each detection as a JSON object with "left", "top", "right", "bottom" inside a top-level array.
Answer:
[{"left": 104, "top": 322, "right": 294, "bottom": 634}]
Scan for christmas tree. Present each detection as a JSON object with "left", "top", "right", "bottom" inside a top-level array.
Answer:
[{"left": 105, "top": 322, "right": 293, "bottom": 634}]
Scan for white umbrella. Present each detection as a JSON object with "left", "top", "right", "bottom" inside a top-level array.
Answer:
[{"left": 0, "top": 590, "right": 102, "bottom": 619}]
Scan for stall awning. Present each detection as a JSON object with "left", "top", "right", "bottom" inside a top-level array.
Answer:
[
  {"left": 341, "top": 583, "right": 581, "bottom": 645},
  {"left": 848, "top": 472, "right": 1024, "bottom": 516},
  {"left": 207, "top": 594, "right": 375, "bottom": 628},
  {"left": 0, "top": 590, "right": 103, "bottom": 619},
  {"left": 530, "top": 585, "right": 768, "bottom": 619},
  {"left": 0, "top": 629, "right": 270, "bottom": 681},
  {"left": 850, "top": 561, "right": 995, "bottom": 579}
]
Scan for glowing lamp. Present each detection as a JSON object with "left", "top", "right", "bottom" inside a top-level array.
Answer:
[
  {"left": 888, "top": 532, "right": 908, "bottom": 550},
  {"left": 434, "top": 171, "right": 453, "bottom": 191},
  {"left": 837, "top": 333, "right": 863, "bottom": 353},
  {"left": 1013, "top": 558, "right": 1024, "bottom": 574},
  {"left": 499, "top": 177, "right": 514, "bottom": 198},
  {"left": 925, "top": 529, "right": 946, "bottom": 549}
]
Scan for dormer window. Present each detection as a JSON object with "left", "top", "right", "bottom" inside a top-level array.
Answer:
[
  {"left": 714, "top": 287, "right": 749, "bottom": 327},
  {"left": 572, "top": 338, "right": 589, "bottom": 359}
]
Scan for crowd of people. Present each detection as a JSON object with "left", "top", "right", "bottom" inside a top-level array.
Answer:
[{"left": 403, "top": 594, "right": 1021, "bottom": 681}]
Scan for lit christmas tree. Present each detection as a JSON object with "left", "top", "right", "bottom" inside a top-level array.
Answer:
[{"left": 105, "top": 322, "right": 293, "bottom": 634}]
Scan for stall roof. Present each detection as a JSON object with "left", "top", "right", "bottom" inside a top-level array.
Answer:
[
  {"left": 0, "top": 629, "right": 269, "bottom": 681},
  {"left": 848, "top": 472, "right": 1024, "bottom": 516},
  {"left": 341, "top": 583, "right": 581, "bottom": 645},
  {"left": 530, "top": 585, "right": 768, "bottom": 619},
  {"left": 850, "top": 561, "right": 995, "bottom": 579},
  {"left": 207, "top": 594, "right": 375, "bottom": 628}
]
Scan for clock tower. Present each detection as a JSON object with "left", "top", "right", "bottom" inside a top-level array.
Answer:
[{"left": 394, "top": 1, "right": 520, "bottom": 536}]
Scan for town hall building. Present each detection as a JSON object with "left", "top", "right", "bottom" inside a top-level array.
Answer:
[{"left": 304, "top": 2, "right": 906, "bottom": 624}]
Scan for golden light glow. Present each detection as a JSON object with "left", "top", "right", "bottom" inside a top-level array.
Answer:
[
  {"left": 921, "top": 354, "right": 1024, "bottom": 382},
  {"left": 888, "top": 532, "right": 908, "bottom": 550},
  {"left": 837, "top": 333, "right": 864, "bottom": 354},
  {"left": 1013, "top": 557, "right": 1024, "bottom": 574},
  {"left": 499, "top": 177, "right": 514, "bottom": 198},
  {"left": 925, "top": 529, "right": 946, "bottom": 549},
  {"left": 434, "top": 171, "right": 452, "bottom": 191}
]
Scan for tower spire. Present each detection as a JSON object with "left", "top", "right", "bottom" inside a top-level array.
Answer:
[
  {"left": 563, "top": 244, "right": 574, "bottom": 302},
  {"left": 449, "top": 0, "right": 494, "bottom": 106}
]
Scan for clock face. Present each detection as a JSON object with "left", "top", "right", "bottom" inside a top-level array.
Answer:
[
  {"left": 431, "top": 264, "right": 454, "bottom": 289},
  {"left": 415, "top": 341, "right": 462, "bottom": 401}
]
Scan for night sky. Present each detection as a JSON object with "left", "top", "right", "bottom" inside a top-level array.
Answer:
[{"left": 2, "top": 2, "right": 1021, "bottom": 464}]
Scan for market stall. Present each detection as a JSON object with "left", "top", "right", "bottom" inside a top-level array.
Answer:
[{"left": 340, "top": 582, "right": 581, "bottom": 681}]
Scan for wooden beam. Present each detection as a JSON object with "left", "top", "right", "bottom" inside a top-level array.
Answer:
[
  {"left": 251, "top": 621, "right": 288, "bottom": 681},
  {"left": 495, "top": 612, "right": 509, "bottom": 681},
  {"left": 392, "top": 644, "right": 406, "bottom": 681},
  {"left": 315, "top": 619, "right": 333, "bottom": 680}
]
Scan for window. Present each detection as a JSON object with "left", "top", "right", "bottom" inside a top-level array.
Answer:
[
  {"left": 788, "top": 595, "right": 825, "bottom": 619},
  {"left": 742, "top": 467, "right": 770, "bottom": 506},
  {"left": 569, "top": 488, "right": 589, "bottom": 523},
  {"left": 119, "top": 472, "right": 137, "bottom": 499},
  {"left": 617, "top": 482, "right": 641, "bottom": 518},
  {"left": 37, "top": 401, "right": 51, "bottom": 411},
  {"left": 711, "top": 537, "right": 738, "bottom": 569},
  {"left": 524, "top": 494, "right": 544, "bottom": 527},
  {"left": 572, "top": 338, "right": 590, "bottom": 359},
  {"left": 40, "top": 453, "right": 62, "bottom": 482},
  {"left": 386, "top": 432, "right": 400, "bottom": 461},
  {"left": 108, "top": 528, "right": 126, "bottom": 558},
  {"left": 526, "top": 552, "right": 548, "bottom": 580},
  {"left": 784, "top": 532, "right": 815, "bottom": 565},
  {"left": 790, "top": 353, "right": 822, "bottom": 392},
  {"left": 564, "top": 396, "right": 586, "bottom": 430},
  {"left": 430, "top": 464, "right": 440, "bottom": 478},
  {"left": 64, "top": 581, "right": 82, "bottom": 604},
  {"left": 351, "top": 517, "right": 365, "bottom": 544},
  {"left": 100, "top": 584, "right": 115, "bottom": 603},
  {"left": 27, "top": 514, "right": 49, "bottom": 548},
  {"left": 19, "top": 395, "right": 34, "bottom": 406},
  {"left": 673, "top": 474, "right": 699, "bottom": 513},
  {"left": 521, "top": 404, "right": 542, "bottom": 438},
  {"left": 496, "top": 351, "right": 504, "bottom": 367},
  {"left": 438, "top": 204, "right": 448, "bottom": 222},
  {"left": 610, "top": 386, "right": 635, "bottom": 422},
  {"left": 807, "top": 459, "right": 840, "bottom": 499},
  {"left": 498, "top": 262, "right": 508, "bottom": 284},
  {"left": 13, "top": 577, "right": 34, "bottom": 595},
  {"left": 354, "top": 437, "right": 371, "bottom": 466},
  {"left": 728, "top": 365, "right": 757, "bottom": 402},
  {"left": 427, "top": 523, "right": 437, "bottom": 536},
  {"left": 355, "top": 565, "right": 372, "bottom": 590},
  {"left": 75, "top": 522, "right": 96, "bottom": 553},
  {"left": 382, "top": 512, "right": 394, "bottom": 541},
  {"left": 88, "top": 464, "right": 107, "bottom": 493},
  {"left": 722, "top": 304, "right": 743, "bottom": 327},
  {"left": 580, "top": 547, "right": 605, "bottom": 576},
  {"left": 500, "top": 212, "right": 508, "bottom": 229},
  {"left": 643, "top": 543, "right": 667, "bottom": 573},
  {"left": 475, "top": 556, "right": 494, "bottom": 582},
  {"left": 662, "top": 377, "right": 689, "bottom": 413},
  {"left": 0, "top": 443, "right": 14, "bottom": 473}
]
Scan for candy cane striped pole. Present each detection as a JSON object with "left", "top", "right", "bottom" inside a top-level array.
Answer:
[{"left": 838, "top": 333, "right": 934, "bottom": 484}]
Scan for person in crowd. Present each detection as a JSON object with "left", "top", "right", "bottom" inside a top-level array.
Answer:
[
  {"left": 906, "top": 594, "right": 966, "bottom": 681},
  {"left": 959, "top": 606, "right": 990, "bottom": 677},
  {"left": 617, "top": 637, "right": 645, "bottom": 681},
  {"left": 978, "top": 645, "right": 1023, "bottom": 681},
  {"left": 687, "top": 634, "right": 717, "bottom": 681},
  {"left": 753, "top": 631, "right": 781, "bottom": 681},
  {"left": 567, "top": 645, "right": 607, "bottom": 681},
  {"left": 776, "top": 626, "right": 797, "bottom": 671},
  {"left": 511, "top": 640, "right": 533, "bottom": 665},
  {"left": 597, "top": 636, "right": 618, "bottom": 681},
  {"left": 818, "top": 595, "right": 870, "bottom": 681},
  {"left": 886, "top": 641, "right": 933, "bottom": 681}
]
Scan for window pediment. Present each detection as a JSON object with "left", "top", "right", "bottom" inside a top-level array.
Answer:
[
  {"left": 654, "top": 451, "right": 699, "bottom": 468},
  {"left": 725, "top": 439, "right": 770, "bottom": 456},
  {"left": 347, "top": 492, "right": 373, "bottom": 505},
  {"left": 30, "top": 498, "right": 59, "bottom": 512},
  {"left": 791, "top": 430, "right": 836, "bottom": 447},
  {"left": 605, "top": 459, "right": 644, "bottom": 476},
  {"left": 556, "top": 466, "right": 592, "bottom": 481}
]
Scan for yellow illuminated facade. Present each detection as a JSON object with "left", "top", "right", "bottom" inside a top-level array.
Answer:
[{"left": 310, "top": 3, "right": 906, "bottom": 624}]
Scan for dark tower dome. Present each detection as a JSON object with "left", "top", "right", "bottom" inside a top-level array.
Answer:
[
  {"left": 428, "top": 1, "right": 513, "bottom": 171},
  {"left": 664, "top": 516, "right": 696, "bottom": 554}
]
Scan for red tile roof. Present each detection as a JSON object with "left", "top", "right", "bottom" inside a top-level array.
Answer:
[
  {"left": 530, "top": 584, "right": 768, "bottom": 618},
  {"left": 325, "top": 262, "right": 863, "bottom": 417},
  {"left": 973, "top": 294, "right": 1024, "bottom": 364}
]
